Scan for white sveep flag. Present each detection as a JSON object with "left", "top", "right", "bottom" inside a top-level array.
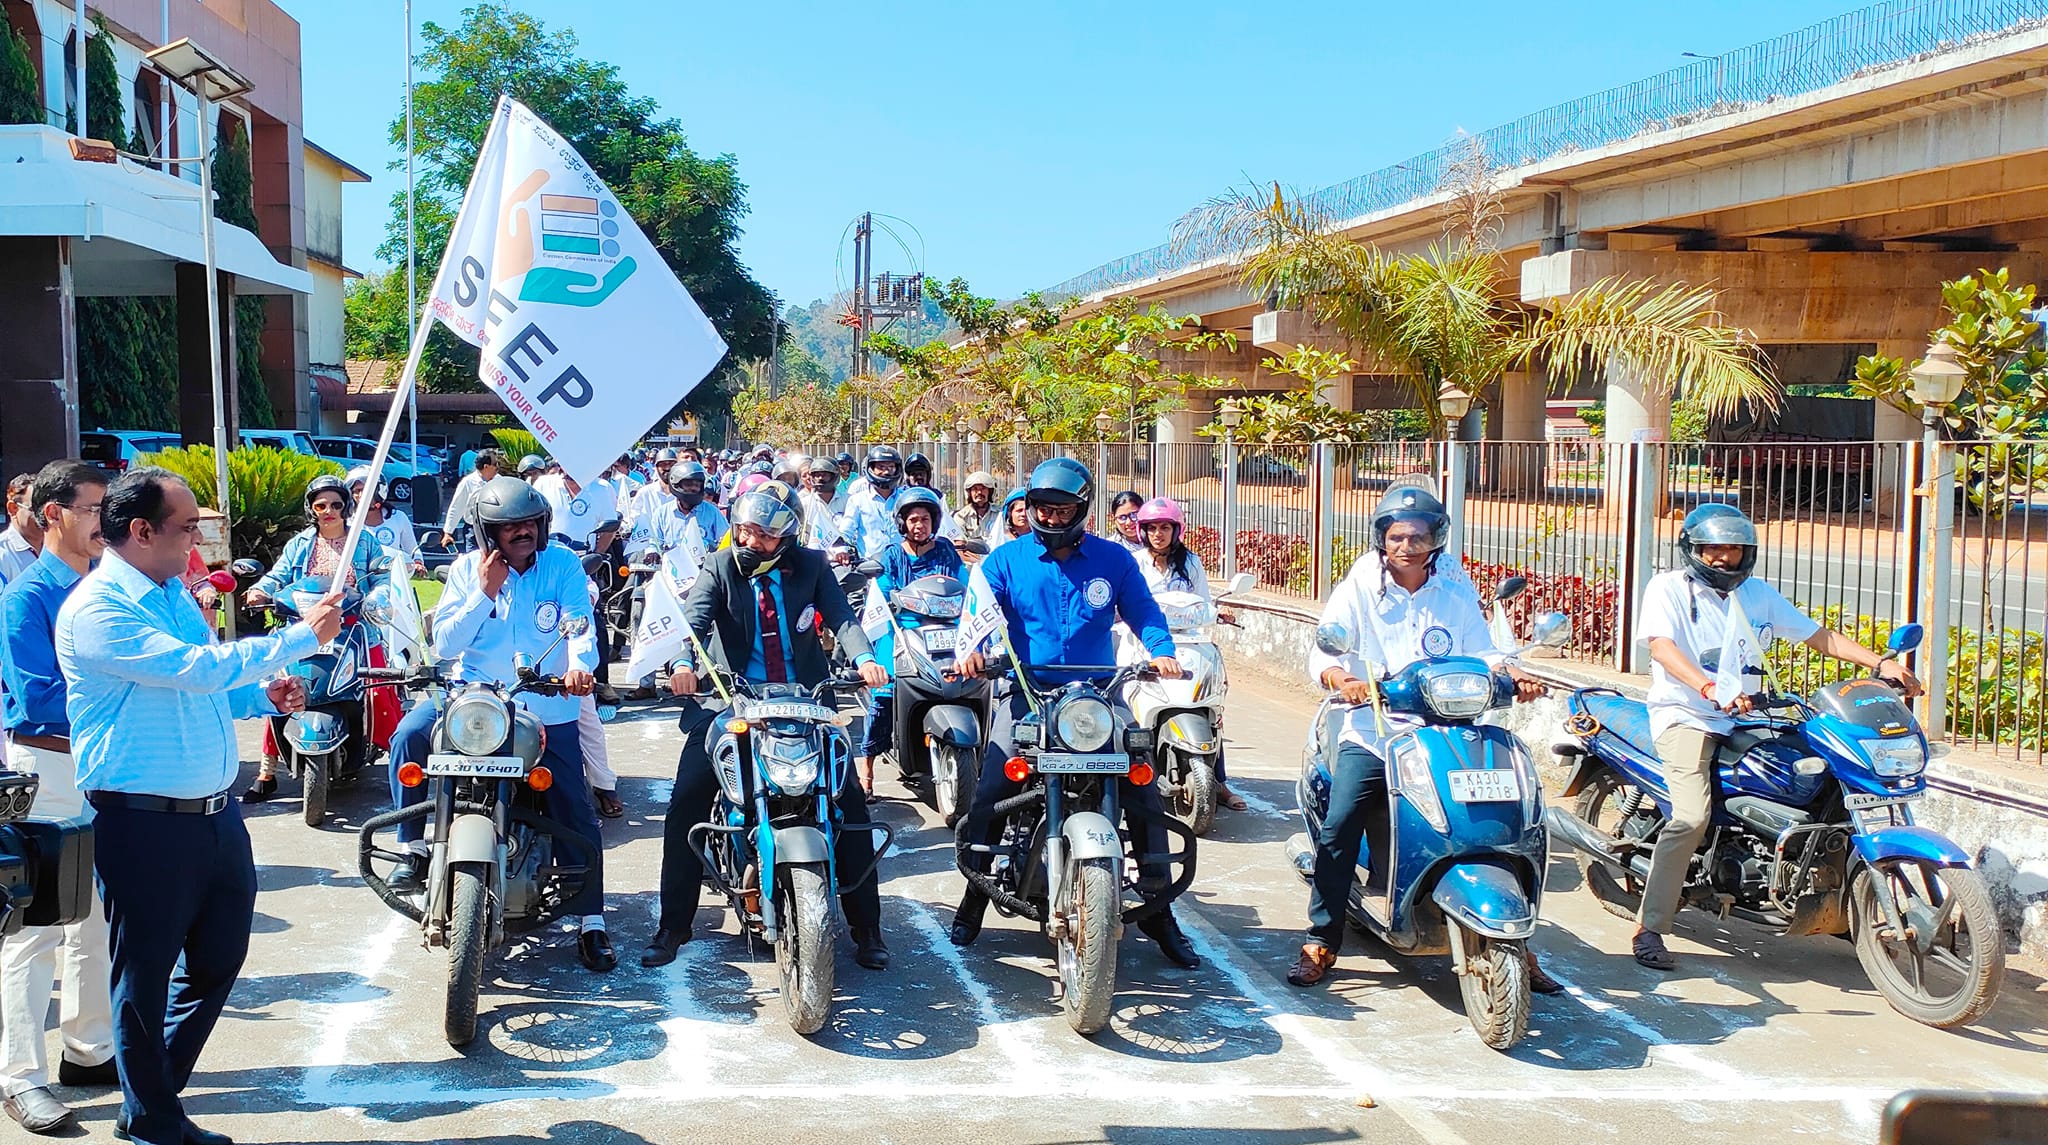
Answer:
[
  {"left": 1713, "top": 589, "right": 1768, "bottom": 706},
  {"left": 329, "top": 94, "right": 728, "bottom": 588},
  {"left": 1489, "top": 600, "right": 1517, "bottom": 653},
  {"left": 956, "top": 562, "right": 1007, "bottom": 660},
  {"left": 860, "top": 576, "right": 893, "bottom": 641},
  {"left": 624, "top": 554, "right": 702, "bottom": 682}
]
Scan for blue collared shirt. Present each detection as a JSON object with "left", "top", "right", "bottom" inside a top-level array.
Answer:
[
  {"left": 432, "top": 544, "right": 598, "bottom": 726},
  {"left": 740, "top": 569, "right": 796, "bottom": 682},
  {"left": 980, "top": 533, "right": 1174, "bottom": 684},
  {"left": 57, "top": 549, "right": 316, "bottom": 798},
  {"left": 1, "top": 549, "right": 87, "bottom": 737}
]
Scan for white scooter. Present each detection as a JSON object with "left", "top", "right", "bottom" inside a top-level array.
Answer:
[{"left": 1118, "top": 572, "right": 1256, "bottom": 836}]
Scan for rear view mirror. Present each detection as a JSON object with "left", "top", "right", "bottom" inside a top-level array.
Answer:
[
  {"left": 1531, "top": 612, "right": 1571, "bottom": 648},
  {"left": 229, "top": 558, "right": 265, "bottom": 581},
  {"left": 205, "top": 570, "right": 238, "bottom": 593},
  {"left": 1226, "top": 572, "right": 1256, "bottom": 597},
  {"left": 1495, "top": 575, "right": 1528, "bottom": 603},
  {"left": 1887, "top": 622, "right": 1925, "bottom": 655},
  {"left": 1314, "top": 622, "right": 1355, "bottom": 657},
  {"left": 958, "top": 539, "right": 990, "bottom": 556},
  {"left": 560, "top": 616, "right": 591, "bottom": 638},
  {"left": 856, "top": 560, "right": 883, "bottom": 579},
  {"left": 596, "top": 517, "right": 622, "bottom": 535}
]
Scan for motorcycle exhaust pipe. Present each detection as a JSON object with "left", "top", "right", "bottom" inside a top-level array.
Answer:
[{"left": 1543, "top": 806, "right": 1630, "bottom": 870}]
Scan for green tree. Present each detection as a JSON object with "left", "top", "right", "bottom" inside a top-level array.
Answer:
[
  {"left": 0, "top": 22, "right": 38, "bottom": 125},
  {"left": 357, "top": 4, "right": 777, "bottom": 422}
]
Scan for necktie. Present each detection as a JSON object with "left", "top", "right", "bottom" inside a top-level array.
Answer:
[{"left": 756, "top": 578, "right": 789, "bottom": 683}]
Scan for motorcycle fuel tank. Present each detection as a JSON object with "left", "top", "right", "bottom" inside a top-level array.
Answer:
[{"left": 1716, "top": 729, "right": 1830, "bottom": 807}]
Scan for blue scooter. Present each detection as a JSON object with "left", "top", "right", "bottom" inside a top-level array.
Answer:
[
  {"left": 1287, "top": 597, "right": 1571, "bottom": 1051},
  {"left": 1545, "top": 623, "right": 2004, "bottom": 1029}
]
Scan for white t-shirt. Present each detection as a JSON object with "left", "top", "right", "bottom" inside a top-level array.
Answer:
[
  {"left": 370, "top": 511, "right": 421, "bottom": 564},
  {"left": 1638, "top": 569, "right": 1820, "bottom": 740},
  {"left": 1307, "top": 554, "right": 1499, "bottom": 754},
  {"left": 535, "top": 474, "right": 618, "bottom": 549}
]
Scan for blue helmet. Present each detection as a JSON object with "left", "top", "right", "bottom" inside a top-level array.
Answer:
[{"left": 892, "top": 486, "right": 944, "bottom": 530}]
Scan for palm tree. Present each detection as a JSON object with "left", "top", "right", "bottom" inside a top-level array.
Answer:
[{"left": 1172, "top": 183, "right": 1779, "bottom": 433}]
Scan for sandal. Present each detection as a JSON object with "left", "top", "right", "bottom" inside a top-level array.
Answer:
[
  {"left": 593, "top": 788, "right": 624, "bottom": 819},
  {"left": 1633, "top": 931, "right": 1677, "bottom": 971},
  {"left": 1217, "top": 786, "right": 1249, "bottom": 813},
  {"left": 1527, "top": 951, "right": 1565, "bottom": 994},
  {"left": 241, "top": 773, "right": 279, "bottom": 804},
  {"left": 1286, "top": 943, "right": 1338, "bottom": 987}
]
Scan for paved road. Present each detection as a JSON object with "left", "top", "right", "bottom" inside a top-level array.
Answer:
[{"left": 37, "top": 671, "right": 2046, "bottom": 1144}]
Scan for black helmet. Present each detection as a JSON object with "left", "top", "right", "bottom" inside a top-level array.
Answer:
[
  {"left": 905, "top": 451, "right": 933, "bottom": 480},
  {"left": 865, "top": 445, "right": 903, "bottom": 492},
  {"left": 667, "top": 460, "right": 709, "bottom": 509},
  {"left": 654, "top": 447, "right": 680, "bottom": 465},
  {"left": 470, "top": 475, "right": 552, "bottom": 553},
  {"left": 1677, "top": 504, "right": 1758, "bottom": 593},
  {"left": 517, "top": 454, "right": 546, "bottom": 478},
  {"left": 1025, "top": 456, "right": 1093, "bottom": 551},
  {"left": 305, "top": 475, "right": 353, "bottom": 520},
  {"left": 806, "top": 455, "right": 840, "bottom": 480},
  {"left": 1369, "top": 480, "right": 1448, "bottom": 554}
]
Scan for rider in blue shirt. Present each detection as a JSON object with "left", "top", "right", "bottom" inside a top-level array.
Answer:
[
  {"left": 948, "top": 457, "right": 1201, "bottom": 969},
  {"left": 856, "top": 488, "right": 964, "bottom": 798}
]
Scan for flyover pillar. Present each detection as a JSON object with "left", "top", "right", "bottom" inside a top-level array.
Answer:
[
  {"left": 1154, "top": 396, "right": 1215, "bottom": 491},
  {"left": 1604, "top": 360, "right": 1671, "bottom": 513},
  {"left": 1489, "top": 370, "right": 1547, "bottom": 493}
]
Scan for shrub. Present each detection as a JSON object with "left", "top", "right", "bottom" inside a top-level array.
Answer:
[
  {"left": 1465, "top": 559, "right": 1620, "bottom": 659},
  {"left": 141, "top": 445, "right": 343, "bottom": 566},
  {"left": 491, "top": 428, "right": 542, "bottom": 463}
]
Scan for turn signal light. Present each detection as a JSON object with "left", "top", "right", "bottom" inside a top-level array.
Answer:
[
  {"left": 1128, "top": 761, "right": 1155, "bottom": 787},
  {"left": 726, "top": 719, "right": 751, "bottom": 735},
  {"left": 397, "top": 762, "right": 425, "bottom": 788},
  {"left": 528, "top": 766, "right": 554, "bottom": 792},
  {"left": 1003, "top": 756, "right": 1031, "bottom": 783}
]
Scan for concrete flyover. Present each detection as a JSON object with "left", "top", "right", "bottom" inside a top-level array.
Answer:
[{"left": 1054, "top": 0, "right": 2048, "bottom": 451}]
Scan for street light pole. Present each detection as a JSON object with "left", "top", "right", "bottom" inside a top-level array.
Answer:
[
  {"left": 1910, "top": 340, "right": 1966, "bottom": 741},
  {"left": 1438, "top": 383, "right": 1474, "bottom": 560}
]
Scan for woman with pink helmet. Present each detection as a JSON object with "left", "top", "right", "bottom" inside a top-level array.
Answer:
[{"left": 1130, "top": 497, "right": 1247, "bottom": 813}]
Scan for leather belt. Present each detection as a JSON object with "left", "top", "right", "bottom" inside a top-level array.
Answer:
[
  {"left": 85, "top": 790, "right": 232, "bottom": 816},
  {"left": 10, "top": 734, "right": 70, "bottom": 755}
]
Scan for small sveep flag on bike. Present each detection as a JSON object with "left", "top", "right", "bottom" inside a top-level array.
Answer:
[
  {"left": 1713, "top": 590, "right": 1767, "bottom": 707},
  {"left": 860, "top": 577, "right": 892, "bottom": 641},
  {"left": 956, "top": 562, "right": 1005, "bottom": 660}
]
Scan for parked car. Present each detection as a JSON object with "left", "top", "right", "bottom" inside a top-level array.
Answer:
[
  {"left": 389, "top": 442, "right": 443, "bottom": 478},
  {"left": 240, "top": 428, "right": 320, "bottom": 457},
  {"left": 80, "top": 429, "right": 183, "bottom": 475},
  {"left": 312, "top": 436, "right": 422, "bottom": 505}
]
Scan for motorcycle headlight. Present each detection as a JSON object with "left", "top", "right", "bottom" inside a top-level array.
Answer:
[
  {"left": 1865, "top": 737, "right": 1927, "bottom": 778},
  {"left": 1054, "top": 695, "right": 1114, "bottom": 753},
  {"left": 446, "top": 691, "right": 511, "bottom": 756},
  {"left": 1421, "top": 671, "right": 1495, "bottom": 720},
  {"left": 760, "top": 737, "right": 820, "bottom": 792}
]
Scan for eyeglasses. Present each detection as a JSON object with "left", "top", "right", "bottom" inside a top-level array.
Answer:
[
  {"left": 57, "top": 501, "right": 102, "bottom": 517},
  {"left": 1112, "top": 512, "right": 1139, "bottom": 523}
]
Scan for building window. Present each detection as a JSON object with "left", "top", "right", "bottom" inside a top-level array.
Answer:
[
  {"left": 132, "top": 69, "right": 164, "bottom": 165},
  {"left": 61, "top": 28, "right": 75, "bottom": 132}
]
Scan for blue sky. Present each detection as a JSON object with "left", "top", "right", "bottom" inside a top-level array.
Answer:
[{"left": 289, "top": 0, "right": 1864, "bottom": 310}]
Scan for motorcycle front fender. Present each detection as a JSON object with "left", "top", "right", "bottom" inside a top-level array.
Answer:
[
  {"left": 1158, "top": 712, "right": 1218, "bottom": 755},
  {"left": 287, "top": 709, "right": 347, "bottom": 755},
  {"left": 921, "top": 704, "right": 982, "bottom": 748},
  {"left": 1428, "top": 860, "right": 1538, "bottom": 941},
  {"left": 1062, "top": 811, "right": 1123, "bottom": 863},
  {"left": 445, "top": 813, "right": 500, "bottom": 867},
  {"left": 773, "top": 824, "right": 831, "bottom": 866},
  {"left": 1853, "top": 824, "right": 1972, "bottom": 870}
]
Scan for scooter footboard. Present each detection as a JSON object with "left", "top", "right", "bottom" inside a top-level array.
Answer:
[
  {"left": 357, "top": 804, "right": 433, "bottom": 922},
  {"left": 1429, "top": 860, "right": 1538, "bottom": 941},
  {"left": 1120, "top": 800, "right": 1199, "bottom": 925},
  {"left": 953, "top": 789, "right": 1047, "bottom": 923}
]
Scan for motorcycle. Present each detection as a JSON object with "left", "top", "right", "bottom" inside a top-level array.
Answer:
[
  {"left": 1119, "top": 572, "right": 1257, "bottom": 836},
  {"left": 1285, "top": 593, "right": 1570, "bottom": 1051},
  {"left": 954, "top": 661, "right": 1198, "bottom": 1036},
  {"left": 232, "top": 559, "right": 382, "bottom": 827},
  {"left": 685, "top": 669, "right": 894, "bottom": 1035},
  {"left": 876, "top": 571, "right": 991, "bottom": 826},
  {"left": 1544, "top": 622, "right": 2005, "bottom": 1029},
  {"left": 354, "top": 615, "right": 602, "bottom": 1048}
]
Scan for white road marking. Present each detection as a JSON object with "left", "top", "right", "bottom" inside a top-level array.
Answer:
[
  {"left": 896, "top": 894, "right": 1050, "bottom": 1085},
  {"left": 300, "top": 913, "right": 411, "bottom": 1106}
]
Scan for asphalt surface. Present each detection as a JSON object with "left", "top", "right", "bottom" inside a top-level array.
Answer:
[{"left": 17, "top": 671, "right": 2046, "bottom": 1145}]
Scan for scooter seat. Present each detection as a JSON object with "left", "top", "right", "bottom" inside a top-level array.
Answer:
[{"left": 1576, "top": 691, "right": 1653, "bottom": 753}]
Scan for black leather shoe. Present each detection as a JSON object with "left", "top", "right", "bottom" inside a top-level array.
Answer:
[
  {"left": 949, "top": 890, "right": 987, "bottom": 947},
  {"left": 55, "top": 1056, "right": 118, "bottom": 1087},
  {"left": 852, "top": 926, "right": 889, "bottom": 970},
  {"left": 578, "top": 929, "right": 617, "bottom": 972},
  {"left": 388, "top": 858, "right": 425, "bottom": 893},
  {"left": 240, "top": 774, "right": 278, "bottom": 804},
  {"left": 640, "top": 927, "right": 688, "bottom": 968},
  {"left": 3, "top": 1086, "right": 74, "bottom": 1133},
  {"left": 1139, "top": 909, "right": 1202, "bottom": 969},
  {"left": 114, "top": 1110, "right": 233, "bottom": 1143}
]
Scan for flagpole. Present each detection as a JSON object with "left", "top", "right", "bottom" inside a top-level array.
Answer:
[{"left": 404, "top": 0, "right": 420, "bottom": 519}]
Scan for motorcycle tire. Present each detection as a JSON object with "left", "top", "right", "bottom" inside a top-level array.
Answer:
[
  {"left": 1457, "top": 934, "right": 1531, "bottom": 1051},
  {"left": 1176, "top": 755, "right": 1218, "bottom": 838},
  {"left": 776, "top": 862, "right": 835, "bottom": 1036},
  {"left": 302, "top": 752, "right": 331, "bottom": 828},
  {"left": 929, "top": 745, "right": 975, "bottom": 828},
  {"left": 1574, "top": 770, "right": 1646, "bottom": 922},
  {"left": 445, "top": 860, "right": 491, "bottom": 1047},
  {"left": 1850, "top": 860, "right": 2004, "bottom": 1028},
  {"left": 1058, "top": 856, "right": 1120, "bottom": 1036}
]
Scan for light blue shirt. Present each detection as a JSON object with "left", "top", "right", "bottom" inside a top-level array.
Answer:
[
  {"left": 834, "top": 486, "right": 962, "bottom": 559},
  {"left": 432, "top": 544, "right": 598, "bottom": 726},
  {"left": 628, "top": 498, "right": 726, "bottom": 560},
  {"left": 57, "top": 549, "right": 315, "bottom": 798}
]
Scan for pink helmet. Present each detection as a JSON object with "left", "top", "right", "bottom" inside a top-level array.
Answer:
[
  {"left": 1134, "top": 497, "right": 1185, "bottom": 537},
  {"left": 730, "top": 472, "right": 772, "bottom": 501}
]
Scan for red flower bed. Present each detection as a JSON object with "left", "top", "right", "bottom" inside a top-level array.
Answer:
[{"left": 1464, "top": 559, "right": 1618, "bottom": 658}]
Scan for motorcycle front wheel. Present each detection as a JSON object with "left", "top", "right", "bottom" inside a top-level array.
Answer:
[
  {"left": 444, "top": 860, "right": 491, "bottom": 1047},
  {"left": 776, "top": 862, "right": 835, "bottom": 1036},
  {"left": 1168, "top": 751, "right": 1219, "bottom": 838},
  {"left": 301, "top": 751, "right": 332, "bottom": 828},
  {"left": 1457, "top": 933, "right": 1531, "bottom": 1051},
  {"left": 1057, "top": 856, "right": 1120, "bottom": 1036},
  {"left": 1851, "top": 859, "right": 2004, "bottom": 1028}
]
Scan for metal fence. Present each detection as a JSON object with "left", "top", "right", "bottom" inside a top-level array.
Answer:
[
  {"left": 1946, "top": 441, "right": 2048, "bottom": 757},
  {"left": 1461, "top": 441, "right": 1627, "bottom": 664},
  {"left": 1049, "top": 0, "right": 2048, "bottom": 300}
]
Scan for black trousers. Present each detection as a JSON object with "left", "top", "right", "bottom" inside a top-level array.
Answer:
[
  {"left": 93, "top": 801, "right": 258, "bottom": 1145},
  {"left": 658, "top": 704, "right": 882, "bottom": 933},
  {"left": 962, "top": 684, "right": 1171, "bottom": 885},
  {"left": 1306, "top": 743, "right": 1388, "bottom": 952}
]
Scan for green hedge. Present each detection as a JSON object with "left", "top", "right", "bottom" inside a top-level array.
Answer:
[{"left": 142, "top": 446, "right": 342, "bottom": 567}]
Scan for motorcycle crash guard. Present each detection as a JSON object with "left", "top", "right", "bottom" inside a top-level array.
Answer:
[
  {"left": 773, "top": 825, "right": 831, "bottom": 866},
  {"left": 1062, "top": 811, "right": 1124, "bottom": 863},
  {"left": 921, "top": 704, "right": 983, "bottom": 748},
  {"left": 288, "top": 709, "right": 347, "bottom": 755},
  {"left": 1158, "top": 712, "right": 1218, "bottom": 755},
  {"left": 1853, "top": 824, "right": 1972, "bottom": 870},
  {"left": 1428, "top": 860, "right": 1538, "bottom": 942},
  {"left": 445, "top": 813, "right": 501, "bottom": 866}
]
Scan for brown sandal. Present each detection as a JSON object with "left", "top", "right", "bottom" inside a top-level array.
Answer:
[
  {"left": 1217, "top": 786, "right": 1249, "bottom": 812},
  {"left": 1286, "top": 943, "right": 1338, "bottom": 987}
]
